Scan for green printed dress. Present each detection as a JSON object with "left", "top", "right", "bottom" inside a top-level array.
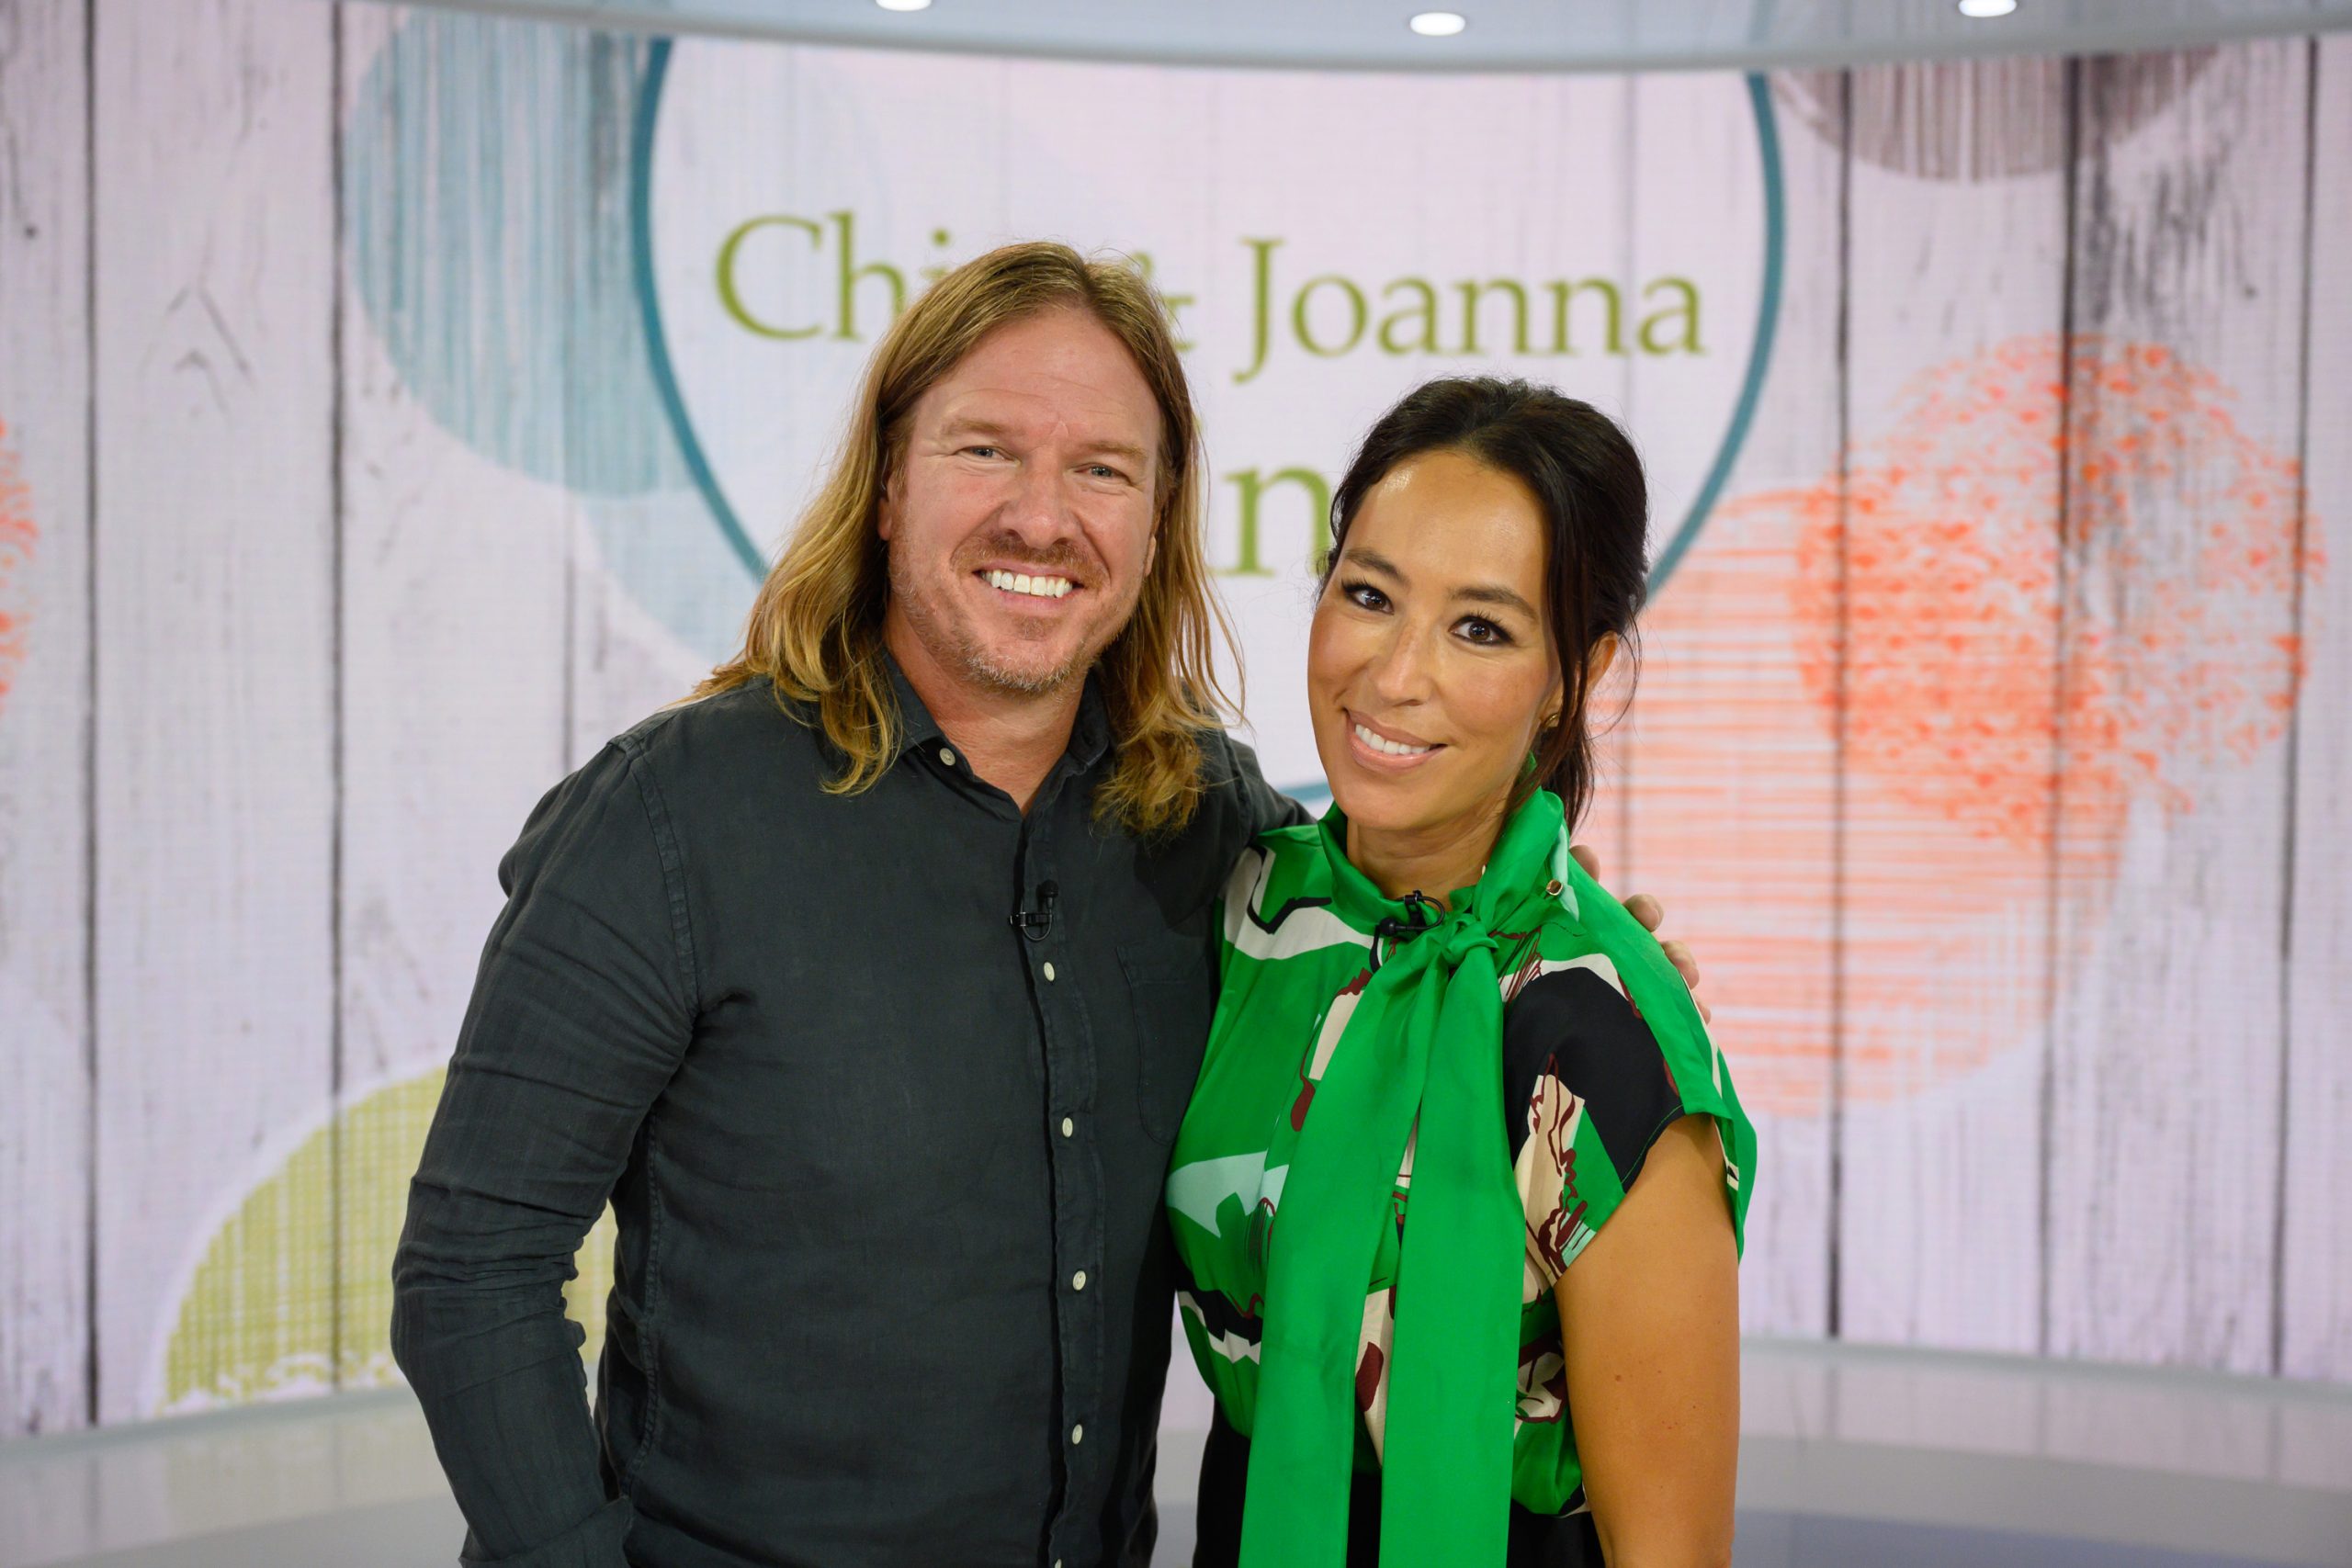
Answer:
[{"left": 1165, "top": 790, "right": 1754, "bottom": 1567}]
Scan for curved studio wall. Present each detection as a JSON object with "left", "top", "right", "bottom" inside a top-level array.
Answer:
[{"left": 0, "top": 0, "right": 2348, "bottom": 1436}]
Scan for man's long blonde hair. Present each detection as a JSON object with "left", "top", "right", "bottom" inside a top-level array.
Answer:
[{"left": 692, "top": 241, "right": 1238, "bottom": 836}]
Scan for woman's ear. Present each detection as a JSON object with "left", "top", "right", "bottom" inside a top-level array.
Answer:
[{"left": 1585, "top": 632, "right": 1621, "bottom": 692}]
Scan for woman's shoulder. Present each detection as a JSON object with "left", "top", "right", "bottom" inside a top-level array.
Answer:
[{"left": 1500, "top": 951, "right": 1691, "bottom": 1181}]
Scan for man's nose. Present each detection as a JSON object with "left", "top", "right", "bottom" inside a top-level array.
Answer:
[{"left": 1001, "top": 459, "right": 1077, "bottom": 544}]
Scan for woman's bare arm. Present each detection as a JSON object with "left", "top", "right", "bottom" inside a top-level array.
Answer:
[{"left": 1554, "top": 1113, "right": 1741, "bottom": 1568}]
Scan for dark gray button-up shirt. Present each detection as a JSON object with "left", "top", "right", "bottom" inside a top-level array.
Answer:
[{"left": 391, "top": 661, "right": 1297, "bottom": 1568}]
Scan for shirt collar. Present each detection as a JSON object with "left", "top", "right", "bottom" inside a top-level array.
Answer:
[{"left": 882, "top": 649, "right": 1115, "bottom": 776}]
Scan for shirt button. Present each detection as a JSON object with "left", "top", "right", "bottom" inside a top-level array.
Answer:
[
  {"left": 1042, "top": 961, "right": 1057, "bottom": 983},
  {"left": 1072, "top": 1269, "right": 1088, "bottom": 1292},
  {"left": 937, "top": 746, "right": 956, "bottom": 767},
  {"left": 1060, "top": 1116, "right": 1074, "bottom": 1137},
  {"left": 1070, "top": 1424, "right": 1084, "bottom": 1446}
]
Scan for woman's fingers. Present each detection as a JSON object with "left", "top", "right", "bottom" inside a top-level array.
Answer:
[
  {"left": 1571, "top": 852, "right": 1713, "bottom": 1024},
  {"left": 1661, "top": 939, "right": 1711, "bottom": 1022}
]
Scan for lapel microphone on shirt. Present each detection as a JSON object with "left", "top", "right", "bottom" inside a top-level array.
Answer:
[{"left": 1011, "top": 880, "right": 1059, "bottom": 942}]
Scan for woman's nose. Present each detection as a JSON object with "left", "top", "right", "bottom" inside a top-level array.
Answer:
[{"left": 1366, "top": 624, "right": 1436, "bottom": 705}]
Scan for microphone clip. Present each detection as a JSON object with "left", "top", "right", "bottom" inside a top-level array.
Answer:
[
  {"left": 1011, "top": 880, "right": 1059, "bottom": 942},
  {"left": 1370, "top": 889, "right": 1438, "bottom": 969}
]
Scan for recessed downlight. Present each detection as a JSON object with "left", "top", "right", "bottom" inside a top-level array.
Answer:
[
  {"left": 1408, "top": 11, "right": 1468, "bottom": 37},
  {"left": 1957, "top": 0, "right": 2017, "bottom": 17},
  {"left": 876, "top": 0, "right": 932, "bottom": 12}
]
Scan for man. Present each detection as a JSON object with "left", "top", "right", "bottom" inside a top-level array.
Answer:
[{"left": 392, "top": 243, "right": 1698, "bottom": 1568}]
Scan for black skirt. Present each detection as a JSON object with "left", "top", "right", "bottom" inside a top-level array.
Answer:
[{"left": 1190, "top": 1404, "right": 1604, "bottom": 1568}]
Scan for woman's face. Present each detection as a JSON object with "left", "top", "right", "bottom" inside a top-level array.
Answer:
[{"left": 1306, "top": 448, "right": 1563, "bottom": 843}]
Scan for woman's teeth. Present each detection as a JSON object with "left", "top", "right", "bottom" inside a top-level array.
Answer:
[
  {"left": 1353, "top": 722, "right": 1433, "bottom": 758},
  {"left": 984, "top": 570, "right": 1074, "bottom": 600}
]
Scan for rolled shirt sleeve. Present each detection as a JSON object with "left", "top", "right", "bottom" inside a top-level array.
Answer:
[{"left": 392, "top": 735, "right": 700, "bottom": 1565}]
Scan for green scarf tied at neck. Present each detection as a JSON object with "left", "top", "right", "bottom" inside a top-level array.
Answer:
[{"left": 1240, "top": 787, "right": 1576, "bottom": 1568}]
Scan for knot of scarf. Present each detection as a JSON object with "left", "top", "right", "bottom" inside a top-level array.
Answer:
[{"left": 1238, "top": 789, "right": 1571, "bottom": 1568}]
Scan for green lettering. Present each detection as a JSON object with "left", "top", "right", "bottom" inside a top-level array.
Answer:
[
  {"left": 1456, "top": 278, "right": 1532, "bottom": 356},
  {"left": 1293, "top": 276, "right": 1368, "bottom": 358},
  {"left": 1637, "top": 277, "right": 1702, "bottom": 355},
  {"left": 1225, "top": 467, "right": 1333, "bottom": 574},
  {"left": 832, "top": 209, "right": 904, "bottom": 342},
  {"left": 714, "top": 214, "right": 823, "bottom": 340},
  {"left": 1545, "top": 278, "right": 1623, "bottom": 356},
  {"left": 1377, "top": 278, "right": 1440, "bottom": 355},
  {"left": 1133, "top": 251, "right": 1198, "bottom": 354},
  {"left": 1235, "top": 238, "right": 1282, "bottom": 383}
]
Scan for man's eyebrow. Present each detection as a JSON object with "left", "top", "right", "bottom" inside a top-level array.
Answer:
[
  {"left": 935, "top": 417, "right": 1149, "bottom": 468},
  {"left": 936, "top": 416, "right": 1018, "bottom": 443},
  {"left": 1076, "top": 438, "right": 1151, "bottom": 467},
  {"left": 1341, "top": 547, "right": 1538, "bottom": 619}
]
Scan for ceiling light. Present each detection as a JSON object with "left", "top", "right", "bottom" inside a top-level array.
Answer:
[
  {"left": 876, "top": 0, "right": 932, "bottom": 11},
  {"left": 1956, "top": 0, "right": 2017, "bottom": 16},
  {"left": 1408, "top": 12, "right": 1467, "bottom": 37}
]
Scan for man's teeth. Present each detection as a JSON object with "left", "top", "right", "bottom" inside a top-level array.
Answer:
[
  {"left": 984, "top": 570, "right": 1074, "bottom": 600},
  {"left": 1354, "top": 723, "right": 1433, "bottom": 758}
]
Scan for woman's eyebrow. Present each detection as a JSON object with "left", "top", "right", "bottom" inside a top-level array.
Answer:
[
  {"left": 1454, "top": 581, "right": 1538, "bottom": 618},
  {"left": 1345, "top": 547, "right": 1408, "bottom": 582}
]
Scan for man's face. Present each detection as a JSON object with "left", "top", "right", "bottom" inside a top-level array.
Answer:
[{"left": 878, "top": 306, "right": 1163, "bottom": 700}]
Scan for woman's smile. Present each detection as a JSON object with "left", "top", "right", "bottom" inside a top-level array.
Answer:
[{"left": 1344, "top": 709, "right": 1443, "bottom": 769}]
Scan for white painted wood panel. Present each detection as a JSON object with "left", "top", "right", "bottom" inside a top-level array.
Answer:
[
  {"left": 1833, "top": 57, "right": 2072, "bottom": 1355},
  {"left": 0, "top": 0, "right": 95, "bottom": 1438},
  {"left": 2044, "top": 42, "right": 2312, "bottom": 1371},
  {"left": 1619, "top": 71, "right": 1843, "bottom": 1337},
  {"left": 90, "top": 0, "right": 339, "bottom": 1420},
  {"left": 332, "top": 2, "right": 577, "bottom": 1389},
  {"left": 2280, "top": 33, "right": 2352, "bottom": 1385}
]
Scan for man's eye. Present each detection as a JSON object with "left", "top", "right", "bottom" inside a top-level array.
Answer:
[
  {"left": 964, "top": 446, "right": 1002, "bottom": 459},
  {"left": 1085, "top": 463, "right": 1126, "bottom": 481}
]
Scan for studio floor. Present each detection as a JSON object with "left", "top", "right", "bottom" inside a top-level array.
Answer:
[{"left": 4, "top": 1338, "right": 2348, "bottom": 1567}]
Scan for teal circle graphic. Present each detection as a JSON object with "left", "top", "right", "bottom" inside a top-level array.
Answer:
[
  {"left": 628, "top": 42, "right": 1787, "bottom": 595},
  {"left": 345, "top": 17, "right": 691, "bottom": 499}
]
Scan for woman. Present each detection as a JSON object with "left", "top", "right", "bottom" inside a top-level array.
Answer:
[{"left": 1166, "top": 378, "right": 1755, "bottom": 1568}]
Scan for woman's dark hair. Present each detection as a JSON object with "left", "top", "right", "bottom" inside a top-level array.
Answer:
[{"left": 1322, "top": 376, "right": 1648, "bottom": 831}]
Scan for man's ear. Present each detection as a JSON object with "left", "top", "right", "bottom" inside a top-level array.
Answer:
[{"left": 876, "top": 464, "right": 899, "bottom": 542}]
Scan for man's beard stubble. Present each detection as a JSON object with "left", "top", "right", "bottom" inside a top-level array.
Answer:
[{"left": 885, "top": 533, "right": 1125, "bottom": 698}]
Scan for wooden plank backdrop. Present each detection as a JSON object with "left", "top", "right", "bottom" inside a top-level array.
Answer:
[
  {"left": 1617, "top": 68, "right": 1843, "bottom": 1337},
  {"left": 331, "top": 3, "right": 578, "bottom": 1391},
  {"left": 0, "top": 0, "right": 2346, "bottom": 1438},
  {"left": 2044, "top": 42, "right": 2312, "bottom": 1373},
  {"left": 86, "top": 0, "right": 339, "bottom": 1422},
  {"left": 0, "top": 0, "right": 93, "bottom": 1436},
  {"left": 1832, "top": 56, "right": 2071, "bottom": 1355},
  {"left": 2281, "top": 32, "right": 2352, "bottom": 1383}
]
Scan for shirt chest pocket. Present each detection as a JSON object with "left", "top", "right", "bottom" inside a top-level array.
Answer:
[{"left": 1120, "top": 942, "right": 1217, "bottom": 1145}]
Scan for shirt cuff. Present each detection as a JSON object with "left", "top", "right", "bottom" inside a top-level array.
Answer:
[{"left": 458, "top": 1498, "right": 636, "bottom": 1568}]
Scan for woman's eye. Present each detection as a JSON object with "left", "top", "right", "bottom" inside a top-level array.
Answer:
[
  {"left": 1341, "top": 580, "right": 1389, "bottom": 612},
  {"left": 1459, "top": 617, "right": 1511, "bottom": 647}
]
